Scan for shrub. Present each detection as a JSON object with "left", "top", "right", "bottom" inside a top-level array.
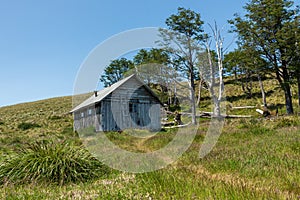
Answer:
[
  {"left": 17, "top": 122, "right": 41, "bottom": 131},
  {"left": 0, "top": 121, "right": 4, "bottom": 125},
  {"left": 0, "top": 140, "right": 109, "bottom": 185}
]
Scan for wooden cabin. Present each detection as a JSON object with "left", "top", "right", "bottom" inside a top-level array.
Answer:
[{"left": 70, "top": 74, "right": 162, "bottom": 132}]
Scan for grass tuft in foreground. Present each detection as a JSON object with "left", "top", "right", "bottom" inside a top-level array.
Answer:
[{"left": 0, "top": 140, "right": 109, "bottom": 185}]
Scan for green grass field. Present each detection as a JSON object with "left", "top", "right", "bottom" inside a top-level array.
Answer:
[{"left": 0, "top": 78, "right": 299, "bottom": 199}]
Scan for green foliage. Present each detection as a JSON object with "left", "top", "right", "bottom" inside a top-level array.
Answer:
[
  {"left": 100, "top": 58, "right": 134, "bottom": 87},
  {"left": 0, "top": 14, "right": 298, "bottom": 200},
  {"left": 228, "top": 0, "right": 299, "bottom": 114},
  {"left": 0, "top": 24, "right": 299, "bottom": 198},
  {"left": 165, "top": 7, "right": 204, "bottom": 39},
  {"left": 133, "top": 48, "right": 172, "bottom": 89},
  {"left": 159, "top": 7, "right": 207, "bottom": 124},
  {"left": 17, "top": 122, "right": 41, "bottom": 131},
  {"left": 0, "top": 140, "right": 108, "bottom": 185},
  {"left": 223, "top": 47, "right": 269, "bottom": 94},
  {"left": 0, "top": 93, "right": 299, "bottom": 199},
  {"left": 133, "top": 48, "right": 169, "bottom": 66}
]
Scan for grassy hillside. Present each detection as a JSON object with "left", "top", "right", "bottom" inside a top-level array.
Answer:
[
  {"left": 200, "top": 75, "right": 300, "bottom": 115},
  {"left": 0, "top": 96, "right": 75, "bottom": 152},
  {"left": 0, "top": 78, "right": 299, "bottom": 199}
]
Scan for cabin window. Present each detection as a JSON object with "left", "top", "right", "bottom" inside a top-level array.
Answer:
[
  {"left": 129, "top": 103, "right": 133, "bottom": 113},
  {"left": 75, "top": 112, "right": 80, "bottom": 120},
  {"left": 96, "top": 105, "right": 101, "bottom": 114},
  {"left": 88, "top": 108, "right": 93, "bottom": 116},
  {"left": 81, "top": 112, "right": 84, "bottom": 118},
  {"left": 129, "top": 103, "right": 138, "bottom": 113}
]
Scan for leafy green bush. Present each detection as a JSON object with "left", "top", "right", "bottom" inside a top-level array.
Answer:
[
  {"left": 0, "top": 121, "right": 4, "bottom": 125},
  {"left": 17, "top": 122, "right": 41, "bottom": 130},
  {"left": 0, "top": 140, "right": 109, "bottom": 185}
]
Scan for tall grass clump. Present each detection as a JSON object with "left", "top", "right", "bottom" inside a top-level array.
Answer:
[
  {"left": 0, "top": 140, "right": 108, "bottom": 185},
  {"left": 273, "top": 116, "right": 300, "bottom": 128},
  {"left": 17, "top": 122, "right": 41, "bottom": 131}
]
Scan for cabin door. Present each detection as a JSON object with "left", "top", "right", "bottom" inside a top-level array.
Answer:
[
  {"left": 121, "top": 97, "right": 128, "bottom": 129},
  {"left": 95, "top": 104, "right": 102, "bottom": 131},
  {"left": 129, "top": 102, "right": 140, "bottom": 127}
]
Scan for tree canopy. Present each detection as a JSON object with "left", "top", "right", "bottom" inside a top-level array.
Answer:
[
  {"left": 158, "top": 7, "right": 206, "bottom": 124},
  {"left": 99, "top": 3, "right": 300, "bottom": 116},
  {"left": 99, "top": 58, "right": 134, "bottom": 87},
  {"left": 229, "top": 0, "right": 299, "bottom": 114}
]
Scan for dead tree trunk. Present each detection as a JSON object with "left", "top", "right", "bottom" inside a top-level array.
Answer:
[
  {"left": 187, "top": 38, "right": 197, "bottom": 125},
  {"left": 189, "top": 71, "right": 197, "bottom": 124},
  {"left": 205, "top": 23, "right": 225, "bottom": 117},
  {"left": 196, "top": 79, "right": 203, "bottom": 106}
]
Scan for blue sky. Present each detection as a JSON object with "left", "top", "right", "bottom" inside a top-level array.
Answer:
[{"left": 0, "top": 0, "right": 253, "bottom": 107}]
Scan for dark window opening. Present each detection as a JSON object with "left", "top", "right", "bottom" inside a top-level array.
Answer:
[
  {"left": 129, "top": 102, "right": 138, "bottom": 113},
  {"left": 96, "top": 105, "right": 101, "bottom": 114},
  {"left": 129, "top": 103, "right": 133, "bottom": 113}
]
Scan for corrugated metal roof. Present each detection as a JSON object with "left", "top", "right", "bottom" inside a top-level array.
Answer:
[{"left": 70, "top": 74, "right": 161, "bottom": 113}]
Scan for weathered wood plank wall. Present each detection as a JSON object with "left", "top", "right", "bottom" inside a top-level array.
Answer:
[{"left": 73, "top": 77, "right": 161, "bottom": 132}]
